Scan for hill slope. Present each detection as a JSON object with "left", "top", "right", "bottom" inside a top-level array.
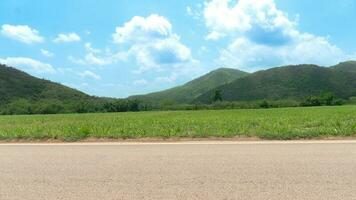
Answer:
[
  {"left": 331, "top": 61, "right": 356, "bottom": 73},
  {"left": 0, "top": 64, "right": 91, "bottom": 105},
  {"left": 130, "top": 68, "right": 249, "bottom": 104},
  {"left": 196, "top": 64, "right": 356, "bottom": 103}
]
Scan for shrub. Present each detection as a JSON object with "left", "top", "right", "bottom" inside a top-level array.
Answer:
[{"left": 259, "top": 100, "right": 270, "bottom": 109}]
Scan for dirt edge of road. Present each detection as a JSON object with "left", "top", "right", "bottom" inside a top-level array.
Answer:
[{"left": 1, "top": 136, "right": 356, "bottom": 144}]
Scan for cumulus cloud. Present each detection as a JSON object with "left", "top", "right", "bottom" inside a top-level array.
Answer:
[
  {"left": 204, "top": 0, "right": 295, "bottom": 42},
  {"left": 69, "top": 43, "right": 127, "bottom": 66},
  {"left": 113, "top": 14, "right": 172, "bottom": 44},
  {"left": 41, "top": 49, "right": 54, "bottom": 57},
  {"left": 53, "top": 33, "right": 81, "bottom": 43},
  {"left": 0, "top": 57, "right": 56, "bottom": 74},
  {"left": 219, "top": 36, "right": 351, "bottom": 72},
  {"left": 203, "top": 0, "right": 356, "bottom": 70},
  {"left": 128, "top": 36, "right": 192, "bottom": 72},
  {"left": 79, "top": 70, "right": 101, "bottom": 80},
  {"left": 113, "top": 14, "right": 193, "bottom": 72},
  {"left": 69, "top": 54, "right": 111, "bottom": 66},
  {"left": 1, "top": 24, "right": 44, "bottom": 44}
]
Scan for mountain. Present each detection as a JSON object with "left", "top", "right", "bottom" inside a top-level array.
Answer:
[
  {"left": 331, "top": 61, "right": 356, "bottom": 73},
  {"left": 2, "top": 60, "right": 355, "bottom": 114},
  {"left": 0, "top": 64, "right": 91, "bottom": 105},
  {"left": 130, "top": 68, "right": 249, "bottom": 104},
  {"left": 195, "top": 64, "right": 356, "bottom": 103}
]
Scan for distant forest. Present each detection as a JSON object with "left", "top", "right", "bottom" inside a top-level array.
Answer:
[{"left": 1, "top": 92, "right": 355, "bottom": 115}]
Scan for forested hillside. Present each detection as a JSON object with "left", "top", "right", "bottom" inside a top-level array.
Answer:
[{"left": 196, "top": 64, "right": 356, "bottom": 103}]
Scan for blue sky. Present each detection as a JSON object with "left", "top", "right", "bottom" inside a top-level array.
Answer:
[{"left": 0, "top": 0, "right": 355, "bottom": 98}]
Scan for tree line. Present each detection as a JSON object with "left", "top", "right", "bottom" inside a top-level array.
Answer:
[
  {"left": 0, "top": 91, "right": 353, "bottom": 115},
  {"left": 0, "top": 99, "right": 147, "bottom": 115}
]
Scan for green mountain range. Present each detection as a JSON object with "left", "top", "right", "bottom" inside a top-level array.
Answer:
[
  {"left": 196, "top": 63, "right": 356, "bottom": 103},
  {"left": 0, "top": 64, "right": 91, "bottom": 106},
  {"left": 1, "top": 61, "right": 356, "bottom": 113},
  {"left": 331, "top": 61, "right": 356, "bottom": 73},
  {"left": 129, "top": 68, "right": 249, "bottom": 104}
]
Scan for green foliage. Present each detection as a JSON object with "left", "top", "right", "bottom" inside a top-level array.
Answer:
[
  {"left": 130, "top": 68, "right": 249, "bottom": 104},
  {"left": 300, "top": 92, "right": 344, "bottom": 107},
  {"left": 0, "top": 64, "right": 145, "bottom": 115},
  {"left": 331, "top": 61, "right": 356, "bottom": 73},
  {"left": 2, "top": 99, "right": 33, "bottom": 115},
  {"left": 259, "top": 100, "right": 270, "bottom": 108},
  {"left": 103, "top": 99, "right": 141, "bottom": 112},
  {"left": 160, "top": 99, "right": 176, "bottom": 108},
  {"left": 301, "top": 96, "right": 321, "bottom": 107},
  {"left": 33, "top": 99, "right": 65, "bottom": 114},
  {"left": 320, "top": 91, "right": 334, "bottom": 105},
  {"left": 0, "top": 64, "right": 95, "bottom": 114},
  {"left": 212, "top": 90, "right": 223, "bottom": 102},
  {"left": 148, "top": 100, "right": 300, "bottom": 111},
  {"left": 348, "top": 97, "right": 356, "bottom": 105},
  {"left": 0, "top": 64, "right": 90, "bottom": 105},
  {"left": 0, "top": 106, "right": 355, "bottom": 141},
  {"left": 196, "top": 64, "right": 356, "bottom": 103}
]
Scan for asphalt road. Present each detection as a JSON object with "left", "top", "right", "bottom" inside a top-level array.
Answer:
[{"left": 1, "top": 141, "right": 356, "bottom": 200}]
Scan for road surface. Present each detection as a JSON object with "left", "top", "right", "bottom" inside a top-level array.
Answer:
[{"left": 1, "top": 141, "right": 356, "bottom": 200}]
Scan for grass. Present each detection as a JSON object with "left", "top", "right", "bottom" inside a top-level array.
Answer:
[{"left": 0, "top": 106, "right": 355, "bottom": 141}]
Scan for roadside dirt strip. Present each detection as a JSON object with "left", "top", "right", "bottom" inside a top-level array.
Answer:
[{"left": 1, "top": 141, "right": 356, "bottom": 200}]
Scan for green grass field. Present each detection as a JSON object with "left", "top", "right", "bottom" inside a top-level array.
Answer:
[{"left": 0, "top": 106, "right": 355, "bottom": 141}]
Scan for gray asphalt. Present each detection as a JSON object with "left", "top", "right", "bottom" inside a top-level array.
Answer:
[{"left": 1, "top": 141, "right": 356, "bottom": 200}]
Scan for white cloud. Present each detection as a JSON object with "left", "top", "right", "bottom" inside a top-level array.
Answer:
[
  {"left": 53, "top": 33, "right": 81, "bottom": 43},
  {"left": 68, "top": 56, "right": 86, "bottom": 65},
  {"left": 69, "top": 43, "right": 127, "bottom": 66},
  {"left": 186, "top": 4, "right": 203, "bottom": 20},
  {"left": 113, "top": 14, "right": 172, "bottom": 44},
  {"left": 113, "top": 14, "right": 193, "bottom": 72},
  {"left": 84, "top": 43, "right": 101, "bottom": 54},
  {"left": 79, "top": 70, "right": 101, "bottom": 80},
  {"left": 85, "top": 53, "right": 111, "bottom": 66},
  {"left": 1, "top": 24, "right": 44, "bottom": 44},
  {"left": 134, "top": 79, "right": 148, "bottom": 86},
  {"left": 219, "top": 36, "right": 352, "bottom": 72},
  {"left": 41, "top": 49, "right": 54, "bottom": 57},
  {"left": 155, "top": 74, "right": 177, "bottom": 83},
  {"left": 204, "top": 0, "right": 295, "bottom": 42},
  {"left": 203, "top": 0, "right": 356, "bottom": 70},
  {"left": 187, "top": 6, "right": 194, "bottom": 16},
  {"left": 0, "top": 57, "right": 56, "bottom": 74},
  {"left": 205, "top": 31, "right": 225, "bottom": 41},
  {"left": 57, "top": 67, "right": 74, "bottom": 74},
  {"left": 129, "top": 36, "right": 192, "bottom": 72},
  {"left": 204, "top": 0, "right": 249, "bottom": 40}
]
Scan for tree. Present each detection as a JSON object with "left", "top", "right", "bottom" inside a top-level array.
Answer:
[
  {"left": 259, "top": 100, "right": 270, "bottom": 108},
  {"left": 128, "top": 99, "right": 140, "bottom": 112},
  {"left": 4, "top": 99, "right": 32, "bottom": 115},
  {"left": 320, "top": 91, "right": 334, "bottom": 106},
  {"left": 212, "top": 90, "right": 223, "bottom": 102},
  {"left": 301, "top": 96, "right": 321, "bottom": 107},
  {"left": 34, "top": 99, "right": 65, "bottom": 114}
]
